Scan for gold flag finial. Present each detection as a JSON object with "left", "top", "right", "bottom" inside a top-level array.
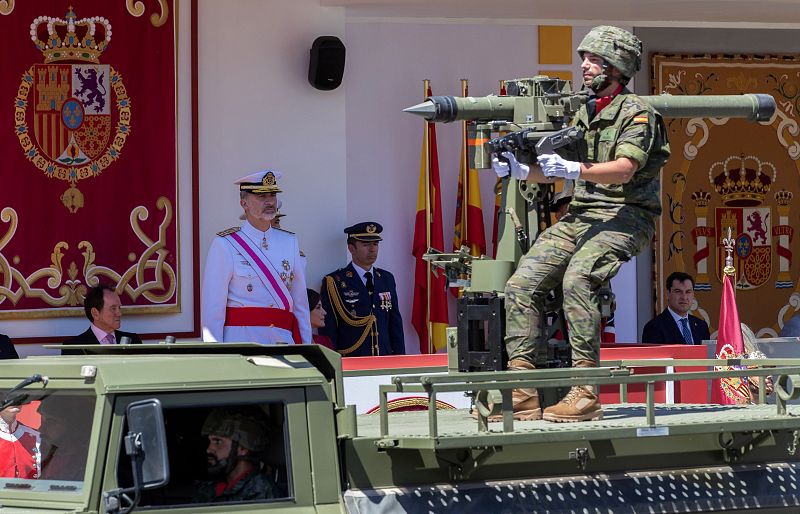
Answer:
[{"left": 722, "top": 226, "right": 736, "bottom": 276}]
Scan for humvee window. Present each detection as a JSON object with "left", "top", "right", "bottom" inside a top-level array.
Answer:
[
  {"left": 117, "top": 401, "right": 291, "bottom": 507},
  {"left": 0, "top": 391, "right": 94, "bottom": 492}
]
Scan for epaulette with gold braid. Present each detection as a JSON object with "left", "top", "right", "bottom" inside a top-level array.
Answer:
[
  {"left": 216, "top": 226, "right": 241, "bottom": 237},
  {"left": 274, "top": 227, "right": 295, "bottom": 235}
]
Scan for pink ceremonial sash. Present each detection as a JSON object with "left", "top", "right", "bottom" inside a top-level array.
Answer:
[{"left": 225, "top": 231, "right": 292, "bottom": 311}]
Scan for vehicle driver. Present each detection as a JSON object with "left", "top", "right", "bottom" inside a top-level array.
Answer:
[{"left": 194, "top": 407, "right": 278, "bottom": 503}]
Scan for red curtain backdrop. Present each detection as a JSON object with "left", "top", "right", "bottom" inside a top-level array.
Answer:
[{"left": 0, "top": 1, "right": 178, "bottom": 322}]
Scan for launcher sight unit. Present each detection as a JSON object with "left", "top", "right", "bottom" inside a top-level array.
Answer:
[{"left": 405, "top": 76, "right": 776, "bottom": 372}]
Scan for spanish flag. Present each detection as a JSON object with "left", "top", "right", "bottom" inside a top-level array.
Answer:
[
  {"left": 452, "top": 79, "right": 486, "bottom": 295},
  {"left": 411, "top": 80, "right": 449, "bottom": 354}
]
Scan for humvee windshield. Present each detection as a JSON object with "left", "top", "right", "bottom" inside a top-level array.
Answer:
[{"left": 0, "top": 391, "right": 95, "bottom": 493}]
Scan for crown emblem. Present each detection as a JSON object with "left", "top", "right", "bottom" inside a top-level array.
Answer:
[
  {"left": 708, "top": 154, "right": 775, "bottom": 207},
  {"left": 775, "top": 189, "right": 793, "bottom": 206},
  {"left": 691, "top": 190, "right": 711, "bottom": 207},
  {"left": 263, "top": 172, "right": 277, "bottom": 186},
  {"left": 366, "top": 224, "right": 377, "bottom": 233},
  {"left": 30, "top": 7, "right": 112, "bottom": 64}
]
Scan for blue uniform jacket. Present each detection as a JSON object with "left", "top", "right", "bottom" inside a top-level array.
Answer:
[{"left": 320, "top": 263, "right": 405, "bottom": 356}]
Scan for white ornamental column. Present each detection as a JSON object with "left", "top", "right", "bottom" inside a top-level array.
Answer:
[
  {"left": 692, "top": 191, "right": 712, "bottom": 291},
  {"left": 775, "top": 189, "right": 793, "bottom": 288}
]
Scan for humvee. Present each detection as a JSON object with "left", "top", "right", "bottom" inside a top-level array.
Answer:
[{"left": 2, "top": 342, "right": 800, "bottom": 513}]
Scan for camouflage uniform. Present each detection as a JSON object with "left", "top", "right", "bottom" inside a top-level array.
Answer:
[
  {"left": 505, "top": 82, "right": 670, "bottom": 367},
  {"left": 194, "top": 471, "right": 278, "bottom": 503}
]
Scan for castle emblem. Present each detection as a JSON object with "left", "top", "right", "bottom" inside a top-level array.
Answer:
[{"left": 13, "top": 7, "right": 131, "bottom": 213}]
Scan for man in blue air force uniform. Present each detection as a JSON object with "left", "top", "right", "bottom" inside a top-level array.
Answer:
[{"left": 320, "top": 222, "right": 405, "bottom": 356}]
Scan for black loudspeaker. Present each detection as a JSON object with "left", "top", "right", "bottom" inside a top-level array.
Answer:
[{"left": 308, "top": 36, "right": 345, "bottom": 90}]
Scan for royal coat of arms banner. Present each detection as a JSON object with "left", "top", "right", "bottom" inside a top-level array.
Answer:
[
  {"left": 652, "top": 53, "right": 800, "bottom": 337},
  {"left": 0, "top": 1, "right": 178, "bottom": 321}
]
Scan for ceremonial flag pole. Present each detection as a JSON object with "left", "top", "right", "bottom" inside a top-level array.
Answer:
[
  {"left": 452, "top": 78, "right": 486, "bottom": 295},
  {"left": 712, "top": 227, "right": 747, "bottom": 404},
  {"left": 412, "top": 80, "right": 449, "bottom": 353}
]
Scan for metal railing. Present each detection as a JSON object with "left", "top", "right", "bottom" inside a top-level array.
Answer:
[{"left": 376, "top": 358, "right": 800, "bottom": 441}]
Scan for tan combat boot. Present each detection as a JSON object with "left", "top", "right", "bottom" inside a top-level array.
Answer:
[
  {"left": 489, "top": 359, "right": 541, "bottom": 421},
  {"left": 542, "top": 360, "right": 603, "bottom": 423}
]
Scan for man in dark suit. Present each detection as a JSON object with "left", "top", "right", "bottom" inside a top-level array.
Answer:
[
  {"left": 0, "top": 334, "right": 18, "bottom": 359},
  {"left": 642, "top": 272, "right": 710, "bottom": 344},
  {"left": 62, "top": 284, "right": 142, "bottom": 354},
  {"left": 320, "top": 222, "right": 405, "bottom": 356}
]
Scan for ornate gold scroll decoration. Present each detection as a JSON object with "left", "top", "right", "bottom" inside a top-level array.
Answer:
[
  {"left": 0, "top": 199, "right": 176, "bottom": 317},
  {"left": 0, "top": 1, "right": 14, "bottom": 15},
  {"left": 126, "top": 0, "right": 169, "bottom": 27}
]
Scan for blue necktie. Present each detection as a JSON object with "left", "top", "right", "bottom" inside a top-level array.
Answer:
[
  {"left": 679, "top": 318, "right": 693, "bottom": 344},
  {"left": 364, "top": 271, "right": 374, "bottom": 296}
]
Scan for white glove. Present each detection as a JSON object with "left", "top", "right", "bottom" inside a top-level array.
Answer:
[
  {"left": 491, "top": 154, "right": 510, "bottom": 178},
  {"left": 537, "top": 153, "right": 581, "bottom": 180},
  {"left": 492, "top": 152, "right": 531, "bottom": 180}
]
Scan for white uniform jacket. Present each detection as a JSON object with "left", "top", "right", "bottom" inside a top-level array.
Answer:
[{"left": 201, "top": 221, "right": 311, "bottom": 344}]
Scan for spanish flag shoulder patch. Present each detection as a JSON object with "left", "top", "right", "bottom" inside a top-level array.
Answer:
[{"left": 633, "top": 115, "right": 649, "bottom": 123}]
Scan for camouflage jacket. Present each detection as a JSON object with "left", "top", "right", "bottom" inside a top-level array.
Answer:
[
  {"left": 193, "top": 470, "right": 278, "bottom": 504},
  {"left": 566, "top": 89, "right": 670, "bottom": 217}
]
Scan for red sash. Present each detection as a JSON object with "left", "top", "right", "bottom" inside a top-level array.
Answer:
[
  {"left": 226, "top": 231, "right": 292, "bottom": 310},
  {"left": 225, "top": 307, "right": 301, "bottom": 344}
]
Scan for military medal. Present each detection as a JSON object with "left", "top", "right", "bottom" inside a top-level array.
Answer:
[
  {"left": 379, "top": 292, "right": 392, "bottom": 311},
  {"left": 247, "top": 283, "right": 253, "bottom": 292},
  {"left": 261, "top": 236, "right": 268, "bottom": 250}
]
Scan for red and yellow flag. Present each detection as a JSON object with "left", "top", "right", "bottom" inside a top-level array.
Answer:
[
  {"left": 412, "top": 80, "right": 449, "bottom": 353},
  {"left": 712, "top": 273, "right": 747, "bottom": 404},
  {"left": 453, "top": 79, "right": 486, "bottom": 258},
  {"left": 490, "top": 80, "right": 507, "bottom": 258}
]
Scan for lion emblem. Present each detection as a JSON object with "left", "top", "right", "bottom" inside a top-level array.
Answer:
[
  {"left": 746, "top": 211, "right": 769, "bottom": 245},
  {"left": 74, "top": 67, "right": 107, "bottom": 112}
]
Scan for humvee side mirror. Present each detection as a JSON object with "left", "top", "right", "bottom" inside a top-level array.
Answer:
[
  {"left": 126, "top": 399, "right": 170, "bottom": 489},
  {"left": 104, "top": 399, "right": 170, "bottom": 514}
]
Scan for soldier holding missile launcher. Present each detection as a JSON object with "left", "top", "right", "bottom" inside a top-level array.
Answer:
[
  {"left": 404, "top": 27, "right": 774, "bottom": 423},
  {"left": 489, "top": 26, "right": 671, "bottom": 422}
]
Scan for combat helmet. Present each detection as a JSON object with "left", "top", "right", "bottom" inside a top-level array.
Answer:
[
  {"left": 577, "top": 26, "right": 642, "bottom": 80},
  {"left": 201, "top": 407, "right": 269, "bottom": 452}
]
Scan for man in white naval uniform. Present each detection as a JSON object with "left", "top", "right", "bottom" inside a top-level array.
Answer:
[{"left": 201, "top": 170, "right": 311, "bottom": 344}]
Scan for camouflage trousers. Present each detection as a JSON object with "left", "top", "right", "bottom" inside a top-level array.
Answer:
[{"left": 505, "top": 208, "right": 655, "bottom": 365}]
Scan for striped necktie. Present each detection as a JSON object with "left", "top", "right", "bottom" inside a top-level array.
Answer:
[{"left": 679, "top": 318, "right": 693, "bottom": 344}]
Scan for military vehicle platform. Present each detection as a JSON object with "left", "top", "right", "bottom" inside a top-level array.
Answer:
[
  {"left": 343, "top": 361, "right": 800, "bottom": 513},
  {"left": 2, "top": 344, "right": 800, "bottom": 513}
]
